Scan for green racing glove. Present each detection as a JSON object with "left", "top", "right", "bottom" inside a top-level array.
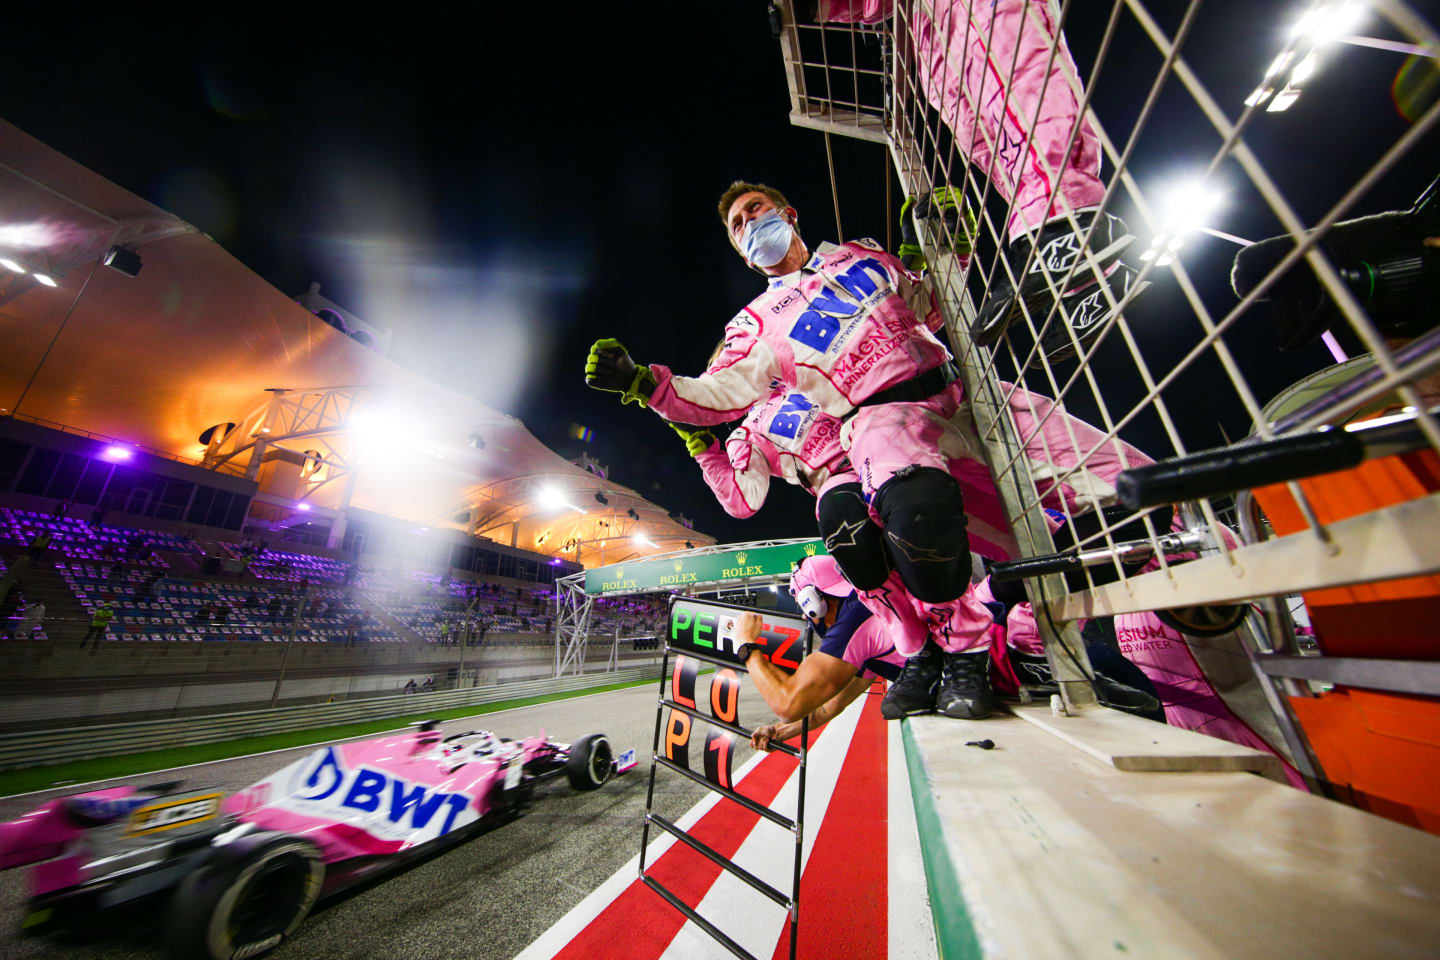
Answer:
[
  {"left": 584, "top": 338, "right": 657, "bottom": 407},
  {"left": 668, "top": 421, "right": 718, "bottom": 458},
  {"left": 899, "top": 186, "right": 977, "bottom": 272}
]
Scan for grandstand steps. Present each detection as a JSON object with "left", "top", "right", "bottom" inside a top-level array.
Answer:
[
  {"left": 0, "top": 547, "right": 87, "bottom": 644},
  {"left": 364, "top": 604, "right": 421, "bottom": 643}
]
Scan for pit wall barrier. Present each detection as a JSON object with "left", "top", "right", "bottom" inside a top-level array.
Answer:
[
  {"left": 0, "top": 664, "right": 661, "bottom": 772},
  {"left": 0, "top": 638, "right": 660, "bottom": 730}
]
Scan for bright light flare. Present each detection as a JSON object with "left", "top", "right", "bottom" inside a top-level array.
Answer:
[
  {"left": 347, "top": 407, "right": 412, "bottom": 453},
  {"left": 296, "top": 503, "right": 312, "bottom": 512},
  {"left": 1140, "top": 180, "right": 1226, "bottom": 266},
  {"left": 0, "top": 258, "right": 24, "bottom": 274},
  {"left": 1292, "top": 1, "right": 1365, "bottom": 43},
  {"left": 32, "top": 273, "right": 56, "bottom": 287},
  {"left": 631, "top": 533, "right": 654, "bottom": 548},
  {"left": 102, "top": 445, "right": 133, "bottom": 461},
  {"left": 0, "top": 222, "right": 61, "bottom": 249},
  {"left": 1248, "top": 3, "right": 1365, "bottom": 111},
  {"left": 535, "top": 485, "right": 584, "bottom": 514}
]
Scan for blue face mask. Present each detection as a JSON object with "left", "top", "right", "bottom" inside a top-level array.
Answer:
[{"left": 741, "top": 209, "right": 794, "bottom": 268}]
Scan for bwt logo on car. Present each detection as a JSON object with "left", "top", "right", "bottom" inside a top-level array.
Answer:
[{"left": 289, "top": 747, "right": 474, "bottom": 837}]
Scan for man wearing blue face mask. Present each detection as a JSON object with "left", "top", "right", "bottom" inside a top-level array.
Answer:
[{"left": 584, "top": 181, "right": 1008, "bottom": 719}]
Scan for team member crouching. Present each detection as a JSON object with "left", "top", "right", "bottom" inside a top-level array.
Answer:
[
  {"left": 786, "top": 555, "right": 995, "bottom": 721},
  {"left": 974, "top": 577, "right": 1163, "bottom": 718},
  {"left": 672, "top": 384, "right": 998, "bottom": 719},
  {"left": 734, "top": 559, "right": 910, "bottom": 743}
]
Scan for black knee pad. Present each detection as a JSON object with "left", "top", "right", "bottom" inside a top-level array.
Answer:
[
  {"left": 1051, "top": 504, "right": 1174, "bottom": 591},
  {"left": 872, "top": 466, "right": 971, "bottom": 604},
  {"left": 816, "top": 482, "right": 890, "bottom": 591}
]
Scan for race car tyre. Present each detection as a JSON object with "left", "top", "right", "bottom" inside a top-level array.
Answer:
[
  {"left": 1156, "top": 603, "right": 1251, "bottom": 637},
  {"left": 165, "top": 832, "right": 324, "bottom": 960},
  {"left": 565, "top": 734, "right": 614, "bottom": 791}
]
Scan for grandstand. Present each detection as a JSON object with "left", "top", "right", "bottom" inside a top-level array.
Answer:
[{"left": 0, "top": 119, "right": 693, "bottom": 723}]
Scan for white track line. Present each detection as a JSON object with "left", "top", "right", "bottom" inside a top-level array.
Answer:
[
  {"left": 512, "top": 748, "right": 772, "bottom": 960},
  {"left": 657, "top": 695, "right": 865, "bottom": 960},
  {"left": 1, "top": 684, "right": 648, "bottom": 802},
  {"left": 888, "top": 715, "right": 940, "bottom": 960}
]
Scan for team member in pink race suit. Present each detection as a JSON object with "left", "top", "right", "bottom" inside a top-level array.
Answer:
[
  {"left": 669, "top": 386, "right": 995, "bottom": 719},
  {"left": 585, "top": 179, "right": 1010, "bottom": 714},
  {"left": 815, "top": 0, "right": 1146, "bottom": 359}
]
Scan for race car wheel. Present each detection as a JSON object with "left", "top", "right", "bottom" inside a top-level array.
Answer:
[
  {"left": 565, "top": 734, "right": 614, "bottom": 791},
  {"left": 1156, "top": 603, "right": 1250, "bottom": 638},
  {"left": 165, "top": 832, "right": 324, "bottom": 960}
]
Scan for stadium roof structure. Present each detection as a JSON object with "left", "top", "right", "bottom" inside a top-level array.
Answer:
[{"left": 0, "top": 119, "right": 710, "bottom": 562}]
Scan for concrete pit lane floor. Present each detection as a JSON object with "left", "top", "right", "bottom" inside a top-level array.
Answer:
[{"left": 0, "top": 677, "right": 777, "bottom": 960}]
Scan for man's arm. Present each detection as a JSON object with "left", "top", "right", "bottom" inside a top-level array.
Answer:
[
  {"left": 736, "top": 611, "right": 854, "bottom": 723},
  {"left": 751, "top": 674, "right": 873, "bottom": 751},
  {"left": 646, "top": 320, "right": 783, "bottom": 426},
  {"left": 693, "top": 432, "right": 771, "bottom": 519}
]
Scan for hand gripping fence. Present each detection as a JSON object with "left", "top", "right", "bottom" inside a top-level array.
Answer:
[{"left": 639, "top": 596, "right": 815, "bottom": 960}]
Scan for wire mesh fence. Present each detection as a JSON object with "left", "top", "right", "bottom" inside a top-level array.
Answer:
[{"left": 777, "top": 0, "right": 1439, "bottom": 620}]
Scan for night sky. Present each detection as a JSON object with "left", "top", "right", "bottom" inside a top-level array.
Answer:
[{"left": 3, "top": 2, "right": 1432, "bottom": 547}]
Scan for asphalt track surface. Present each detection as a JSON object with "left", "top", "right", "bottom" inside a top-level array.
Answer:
[{"left": 0, "top": 677, "right": 778, "bottom": 960}]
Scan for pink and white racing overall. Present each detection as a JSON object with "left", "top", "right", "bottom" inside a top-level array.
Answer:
[
  {"left": 818, "top": 0, "right": 1105, "bottom": 240},
  {"left": 853, "top": 380, "right": 1154, "bottom": 562},
  {"left": 647, "top": 240, "right": 948, "bottom": 429},
  {"left": 703, "top": 405, "right": 992, "bottom": 657}
]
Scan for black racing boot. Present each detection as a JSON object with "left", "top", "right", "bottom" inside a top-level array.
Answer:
[
  {"left": 937, "top": 650, "right": 997, "bottom": 720},
  {"left": 1093, "top": 674, "right": 1163, "bottom": 717},
  {"left": 1016, "top": 650, "right": 1162, "bottom": 716},
  {"left": 880, "top": 642, "right": 941, "bottom": 719},
  {"left": 971, "top": 209, "right": 1147, "bottom": 362},
  {"left": 1010, "top": 650, "right": 1060, "bottom": 697}
]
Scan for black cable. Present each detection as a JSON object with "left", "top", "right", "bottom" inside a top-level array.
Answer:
[{"left": 11, "top": 256, "right": 103, "bottom": 417}]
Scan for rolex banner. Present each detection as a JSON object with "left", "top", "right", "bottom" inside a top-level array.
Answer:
[{"left": 583, "top": 540, "right": 827, "bottom": 596}]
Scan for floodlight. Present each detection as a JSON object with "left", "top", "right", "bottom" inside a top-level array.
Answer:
[
  {"left": 102, "top": 445, "right": 132, "bottom": 461},
  {"left": 1140, "top": 179, "right": 1225, "bottom": 266},
  {"left": 1268, "top": 88, "right": 1302, "bottom": 112},
  {"left": 1292, "top": 1, "right": 1365, "bottom": 43},
  {"left": 297, "top": 503, "right": 312, "bottom": 512},
  {"left": 0, "top": 223, "right": 57, "bottom": 248},
  {"left": 627, "top": 508, "right": 640, "bottom": 521},
  {"left": 33, "top": 273, "right": 56, "bottom": 287},
  {"left": 0, "top": 258, "right": 23, "bottom": 274},
  {"left": 594, "top": 492, "right": 608, "bottom": 505},
  {"left": 467, "top": 433, "right": 486, "bottom": 450},
  {"left": 632, "top": 534, "right": 654, "bottom": 548},
  {"left": 536, "top": 486, "right": 572, "bottom": 512},
  {"left": 685, "top": 540, "right": 694, "bottom": 550},
  {"left": 102, "top": 245, "right": 143, "bottom": 278}
]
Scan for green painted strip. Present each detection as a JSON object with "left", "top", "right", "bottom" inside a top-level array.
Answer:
[
  {"left": 0, "top": 676, "right": 656, "bottom": 799},
  {"left": 901, "top": 718, "right": 985, "bottom": 960}
]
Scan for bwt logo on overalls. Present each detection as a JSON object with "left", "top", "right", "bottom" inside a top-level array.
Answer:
[
  {"left": 787, "top": 258, "right": 890, "bottom": 354},
  {"left": 294, "top": 747, "right": 471, "bottom": 836}
]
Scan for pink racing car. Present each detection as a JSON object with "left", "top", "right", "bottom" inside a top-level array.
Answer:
[{"left": 0, "top": 720, "right": 634, "bottom": 960}]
